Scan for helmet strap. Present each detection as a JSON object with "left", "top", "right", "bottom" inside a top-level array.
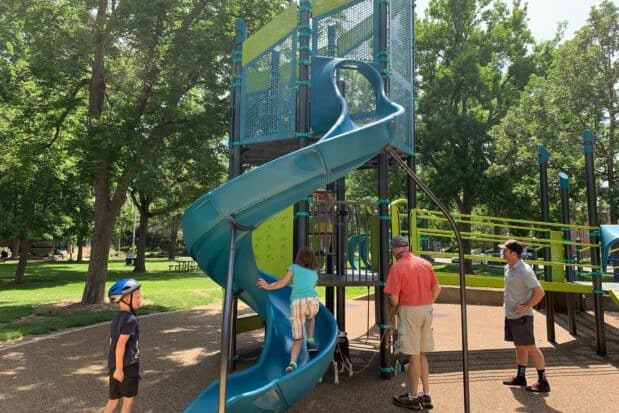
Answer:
[{"left": 120, "top": 293, "right": 137, "bottom": 316}]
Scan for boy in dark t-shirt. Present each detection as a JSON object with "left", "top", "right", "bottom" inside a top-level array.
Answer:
[{"left": 104, "top": 278, "right": 142, "bottom": 413}]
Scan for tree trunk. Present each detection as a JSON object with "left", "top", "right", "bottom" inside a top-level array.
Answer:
[
  {"left": 82, "top": 174, "right": 126, "bottom": 304},
  {"left": 89, "top": 0, "right": 107, "bottom": 118},
  {"left": 10, "top": 237, "right": 20, "bottom": 259},
  {"left": 14, "top": 234, "right": 29, "bottom": 284},
  {"left": 133, "top": 202, "right": 151, "bottom": 273},
  {"left": 168, "top": 213, "right": 181, "bottom": 260},
  {"left": 77, "top": 234, "right": 84, "bottom": 263}
]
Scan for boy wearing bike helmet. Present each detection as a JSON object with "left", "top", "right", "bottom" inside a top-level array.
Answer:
[{"left": 103, "top": 278, "right": 142, "bottom": 413}]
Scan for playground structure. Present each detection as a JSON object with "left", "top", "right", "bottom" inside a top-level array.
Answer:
[
  {"left": 182, "top": 1, "right": 415, "bottom": 411},
  {"left": 181, "top": 1, "right": 619, "bottom": 412}
]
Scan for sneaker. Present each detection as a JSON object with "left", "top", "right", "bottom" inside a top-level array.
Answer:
[
  {"left": 502, "top": 376, "right": 527, "bottom": 386},
  {"left": 285, "top": 362, "right": 297, "bottom": 373},
  {"left": 392, "top": 393, "right": 424, "bottom": 410},
  {"left": 307, "top": 339, "right": 319, "bottom": 352},
  {"left": 526, "top": 381, "right": 550, "bottom": 393},
  {"left": 419, "top": 394, "right": 433, "bottom": 409}
]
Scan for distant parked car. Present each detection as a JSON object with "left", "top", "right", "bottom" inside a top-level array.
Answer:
[{"left": 52, "top": 248, "right": 68, "bottom": 259}]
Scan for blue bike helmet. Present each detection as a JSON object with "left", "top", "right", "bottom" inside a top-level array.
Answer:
[{"left": 108, "top": 278, "right": 141, "bottom": 303}]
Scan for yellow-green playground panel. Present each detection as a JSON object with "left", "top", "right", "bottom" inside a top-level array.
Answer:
[
  {"left": 250, "top": 200, "right": 601, "bottom": 297},
  {"left": 253, "top": 205, "right": 294, "bottom": 279},
  {"left": 238, "top": 206, "right": 293, "bottom": 333},
  {"left": 610, "top": 289, "right": 619, "bottom": 307},
  {"left": 435, "top": 273, "right": 592, "bottom": 293},
  {"left": 389, "top": 201, "right": 601, "bottom": 294}
]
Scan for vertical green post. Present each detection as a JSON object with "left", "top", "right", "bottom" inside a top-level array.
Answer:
[
  {"left": 376, "top": 0, "right": 392, "bottom": 380},
  {"left": 582, "top": 129, "right": 606, "bottom": 356},
  {"left": 538, "top": 145, "right": 555, "bottom": 343},
  {"left": 559, "top": 172, "right": 577, "bottom": 335}
]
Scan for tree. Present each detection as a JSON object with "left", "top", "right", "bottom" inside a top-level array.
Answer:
[
  {"left": 415, "top": 0, "right": 537, "bottom": 269},
  {"left": 0, "top": 0, "right": 90, "bottom": 282},
  {"left": 491, "top": 0, "right": 618, "bottom": 224},
  {"left": 80, "top": 0, "right": 289, "bottom": 303},
  {"left": 129, "top": 132, "right": 226, "bottom": 272}
]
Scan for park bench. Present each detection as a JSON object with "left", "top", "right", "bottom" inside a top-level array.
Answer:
[{"left": 169, "top": 258, "right": 198, "bottom": 272}]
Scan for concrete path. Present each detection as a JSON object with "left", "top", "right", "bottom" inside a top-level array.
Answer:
[{"left": 1, "top": 298, "right": 618, "bottom": 412}]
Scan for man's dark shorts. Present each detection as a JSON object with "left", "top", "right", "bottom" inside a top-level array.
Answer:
[
  {"left": 109, "top": 363, "right": 140, "bottom": 399},
  {"left": 504, "top": 316, "right": 535, "bottom": 345}
]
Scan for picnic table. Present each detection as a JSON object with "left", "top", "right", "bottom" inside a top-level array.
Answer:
[{"left": 169, "top": 257, "right": 198, "bottom": 272}]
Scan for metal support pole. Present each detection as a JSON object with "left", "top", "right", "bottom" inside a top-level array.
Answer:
[
  {"left": 218, "top": 226, "right": 238, "bottom": 413},
  {"left": 376, "top": 0, "right": 392, "bottom": 381},
  {"left": 230, "top": 296, "right": 239, "bottom": 370},
  {"left": 230, "top": 19, "right": 245, "bottom": 178},
  {"left": 227, "top": 17, "right": 245, "bottom": 380},
  {"left": 407, "top": 0, "right": 417, "bottom": 214},
  {"left": 538, "top": 145, "right": 555, "bottom": 342},
  {"left": 336, "top": 79, "right": 347, "bottom": 331},
  {"left": 387, "top": 147, "right": 470, "bottom": 413},
  {"left": 582, "top": 130, "right": 606, "bottom": 356},
  {"left": 559, "top": 172, "right": 577, "bottom": 336},
  {"left": 377, "top": 150, "right": 391, "bottom": 379},
  {"left": 294, "top": 0, "right": 312, "bottom": 257},
  {"left": 326, "top": 184, "right": 335, "bottom": 314},
  {"left": 336, "top": 175, "right": 347, "bottom": 331},
  {"left": 576, "top": 238, "right": 583, "bottom": 276}
]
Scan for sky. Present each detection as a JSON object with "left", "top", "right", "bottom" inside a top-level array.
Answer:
[{"left": 414, "top": 0, "right": 612, "bottom": 41}]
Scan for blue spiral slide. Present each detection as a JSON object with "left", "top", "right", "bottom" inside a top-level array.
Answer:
[{"left": 182, "top": 56, "right": 404, "bottom": 412}]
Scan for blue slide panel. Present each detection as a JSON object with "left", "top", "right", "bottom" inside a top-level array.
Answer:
[{"left": 182, "top": 56, "right": 404, "bottom": 412}]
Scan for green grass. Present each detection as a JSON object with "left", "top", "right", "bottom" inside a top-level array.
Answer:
[
  {"left": 0, "top": 258, "right": 221, "bottom": 342},
  {"left": 0, "top": 259, "right": 373, "bottom": 342}
]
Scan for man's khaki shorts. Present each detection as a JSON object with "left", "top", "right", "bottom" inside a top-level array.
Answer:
[{"left": 397, "top": 305, "right": 434, "bottom": 355}]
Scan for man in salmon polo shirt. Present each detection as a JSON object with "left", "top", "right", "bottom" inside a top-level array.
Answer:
[{"left": 386, "top": 235, "right": 441, "bottom": 411}]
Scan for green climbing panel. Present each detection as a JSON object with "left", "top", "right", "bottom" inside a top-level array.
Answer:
[{"left": 253, "top": 206, "right": 294, "bottom": 278}]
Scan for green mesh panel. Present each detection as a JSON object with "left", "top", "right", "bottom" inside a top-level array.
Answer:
[
  {"left": 312, "top": 0, "right": 376, "bottom": 122},
  {"left": 389, "top": 0, "right": 414, "bottom": 155},
  {"left": 313, "top": 0, "right": 376, "bottom": 61},
  {"left": 241, "top": 33, "right": 296, "bottom": 144},
  {"left": 242, "top": 5, "right": 297, "bottom": 66}
]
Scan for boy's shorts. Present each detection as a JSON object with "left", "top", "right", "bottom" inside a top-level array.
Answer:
[
  {"left": 504, "top": 316, "right": 535, "bottom": 345},
  {"left": 290, "top": 297, "right": 320, "bottom": 339},
  {"left": 109, "top": 363, "right": 140, "bottom": 399},
  {"left": 397, "top": 305, "right": 434, "bottom": 355}
]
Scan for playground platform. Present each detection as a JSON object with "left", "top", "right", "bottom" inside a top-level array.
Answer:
[{"left": 1, "top": 299, "right": 618, "bottom": 412}]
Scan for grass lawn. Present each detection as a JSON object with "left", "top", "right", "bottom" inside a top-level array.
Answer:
[
  {"left": 0, "top": 258, "right": 371, "bottom": 343},
  {"left": 0, "top": 258, "right": 222, "bottom": 342}
]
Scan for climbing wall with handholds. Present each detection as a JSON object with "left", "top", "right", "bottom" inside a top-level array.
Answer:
[{"left": 252, "top": 205, "right": 294, "bottom": 278}]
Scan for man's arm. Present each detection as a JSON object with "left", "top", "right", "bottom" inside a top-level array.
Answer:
[
  {"left": 514, "top": 286, "right": 545, "bottom": 314},
  {"left": 388, "top": 294, "right": 399, "bottom": 325},
  {"left": 431, "top": 282, "right": 441, "bottom": 303},
  {"left": 113, "top": 334, "right": 129, "bottom": 382}
]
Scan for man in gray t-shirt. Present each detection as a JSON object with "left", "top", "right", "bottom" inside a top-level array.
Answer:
[
  {"left": 500, "top": 240, "right": 550, "bottom": 393},
  {"left": 504, "top": 259, "right": 541, "bottom": 319}
]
